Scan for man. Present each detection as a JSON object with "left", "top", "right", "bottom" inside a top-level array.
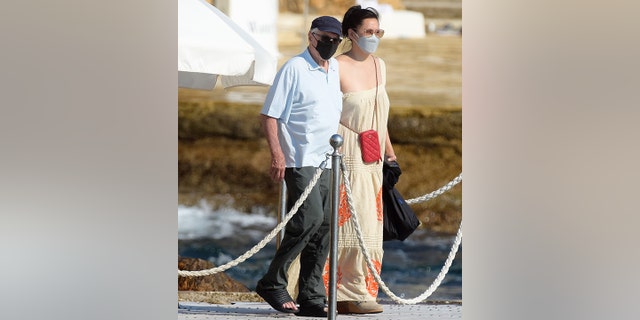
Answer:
[{"left": 255, "top": 16, "right": 343, "bottom": 318}]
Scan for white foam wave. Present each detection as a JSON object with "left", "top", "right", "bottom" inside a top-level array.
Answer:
[{"left": 178, "top": 200, "right": 276, "bottom": 240}]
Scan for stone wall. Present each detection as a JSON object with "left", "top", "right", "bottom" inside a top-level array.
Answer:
[{"left": 178, "top": 102, "right": 461, "bottom": 234}]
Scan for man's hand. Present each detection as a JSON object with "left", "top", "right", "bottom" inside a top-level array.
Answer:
[{"left": 270, "top": 153, "right": 286, "bottom": 182}]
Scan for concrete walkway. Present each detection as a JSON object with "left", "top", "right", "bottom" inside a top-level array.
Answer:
[{"left": 178, "top": 300, "right": 461, "bottom": 320}]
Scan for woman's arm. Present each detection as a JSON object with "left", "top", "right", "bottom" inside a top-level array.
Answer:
[{"left": 384, "top": 131, "right": 396, "bottom": 162}]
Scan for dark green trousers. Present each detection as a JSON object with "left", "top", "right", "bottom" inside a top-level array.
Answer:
[{"left": 256, "top": 166, "right": 332, "bottom": 307}]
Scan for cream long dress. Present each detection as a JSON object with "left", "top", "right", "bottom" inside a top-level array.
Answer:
[{"left": 322, "top": 57, "right": 390, "bottom": 302}]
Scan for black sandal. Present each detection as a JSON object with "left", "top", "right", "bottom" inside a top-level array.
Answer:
[
  {"left": 255, "top": 287, "right": 298, "bottom": 313},
  {"left": 296, "top": 303, "right": 328, "bottom": 317}
]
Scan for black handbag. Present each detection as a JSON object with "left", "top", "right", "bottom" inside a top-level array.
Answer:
[{"left": 382, "top": 160, "right": 420, "bottom": 241}]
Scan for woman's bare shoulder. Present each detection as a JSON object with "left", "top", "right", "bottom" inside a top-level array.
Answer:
[
  {"left": 336, "top": 54, "right": 357, "bottom": 69},
  {"left": 335, "top": 54, "right": 350, "bottom": 64}
]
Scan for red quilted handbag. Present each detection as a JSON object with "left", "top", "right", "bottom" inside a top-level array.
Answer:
[{"left": 359, "top": 129, "right": 381, "bottom": 163}]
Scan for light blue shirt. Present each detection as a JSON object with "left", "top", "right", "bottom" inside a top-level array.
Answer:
[{"left": 261, "top": 49, "right": 342, "bottom": 168}]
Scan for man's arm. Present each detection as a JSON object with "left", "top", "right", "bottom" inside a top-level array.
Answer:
[{"left": 261, "top": 114, "right": 286, "bottom": 182}]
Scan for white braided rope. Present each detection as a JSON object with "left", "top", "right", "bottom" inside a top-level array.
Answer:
[
  {"left": 178, "top": 163, "right": 327, "bottom": 277},
  {"left": 340, "top": 162, "right": 462, "bottom": 304},
  {"left": 405, "top": 173, "right": 462, "bottom": 205}
]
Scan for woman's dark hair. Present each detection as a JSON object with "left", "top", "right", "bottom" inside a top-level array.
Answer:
[{"left": 341, "top": 5, "right": 380, "bottom": 37}]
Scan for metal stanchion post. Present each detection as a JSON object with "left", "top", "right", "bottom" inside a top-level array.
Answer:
[
  {"left": 328, "top": 134, "right": 343, "bottom": 320},
  {"left": 276, "top": 180, "right": 287, "bottom": 249}
]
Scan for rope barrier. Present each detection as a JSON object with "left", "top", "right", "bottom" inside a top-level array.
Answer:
[
  {"left": 405, "top": 173, "right": 462, "bottom": 204},
  {"left": 178, "top": 159, "right": 327, "bottom": 277},
  {"left": 177, "top": 153, "right": 463, "bottom": 305}
]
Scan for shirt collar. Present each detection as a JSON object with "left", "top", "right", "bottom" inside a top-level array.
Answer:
[{"left": 302, "top": 48, "right": 335, "bottom": 71}]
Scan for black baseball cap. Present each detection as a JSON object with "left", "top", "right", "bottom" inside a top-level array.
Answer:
[{"left": 310, "top": 16, "right": 342, "bottom": 36}]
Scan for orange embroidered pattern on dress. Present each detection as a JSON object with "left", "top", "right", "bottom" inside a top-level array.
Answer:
[
  {"left": 322, "top": 258, "right": 341, "bottom": 292},
  {"left": 376, "top": 187, "right": 383, "bottom": 221},
  {"left": 338, "top": 183, "right": 351, "bottom": 226},
  {"left": 365, "top": 259, "right": 382, "bottom": 297}
]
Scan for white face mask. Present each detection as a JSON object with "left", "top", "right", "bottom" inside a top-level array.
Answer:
[{"left": 355, "top": 33, "right": 379, "bottom": 54}]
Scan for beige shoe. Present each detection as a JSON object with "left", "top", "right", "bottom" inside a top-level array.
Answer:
[{"left": 336, "top": 301, "right": 383, "bottom": 314}]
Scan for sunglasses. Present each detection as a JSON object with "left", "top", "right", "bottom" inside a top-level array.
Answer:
[
  {"left": 312, "top": 32, "right": 342, "bottom": 45},
  {"left": 355, "top": 28, "right": 385, "bottom": 39}
]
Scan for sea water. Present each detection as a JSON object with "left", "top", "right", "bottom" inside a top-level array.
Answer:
[{"left": 178, "top": 201, "right": 461, "bottom": 301}]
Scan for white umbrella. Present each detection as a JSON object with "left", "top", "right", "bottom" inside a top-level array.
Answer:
[{"left": 178, "top": 0, "right": 277, "bottom": 89}]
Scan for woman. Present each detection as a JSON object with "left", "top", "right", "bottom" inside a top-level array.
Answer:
[{"left": 324, "top": 5, "right": 396, "bottom": 314}]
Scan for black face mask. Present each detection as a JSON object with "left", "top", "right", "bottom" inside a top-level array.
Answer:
[{"left": 315, "top": 39, "right": 340, "bottom": 60}]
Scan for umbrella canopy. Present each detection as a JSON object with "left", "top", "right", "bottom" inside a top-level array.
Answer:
[{"left": 178, "top": 0, "right": 277, "bottom": 89}]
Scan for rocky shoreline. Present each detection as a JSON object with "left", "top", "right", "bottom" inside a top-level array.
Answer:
[{"left": 178, "top": 101, "right": 461, "bottom": 234}]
